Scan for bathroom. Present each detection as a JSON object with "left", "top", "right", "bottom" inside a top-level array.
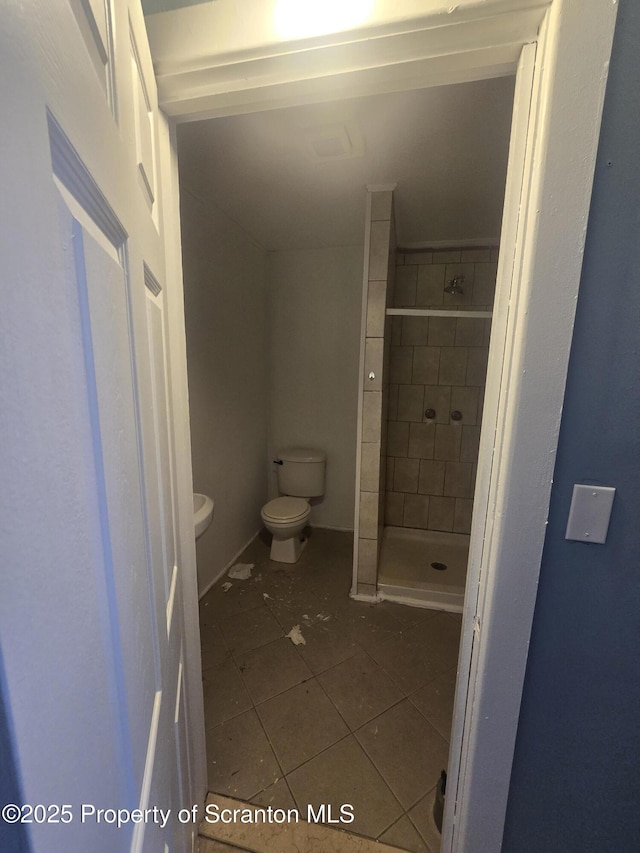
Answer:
[
  {"left": 181, "top": 77, "right": 514, "bottom": 849},
  {"left": 183, "top": 78, "right": 513, "bottom": 596}
]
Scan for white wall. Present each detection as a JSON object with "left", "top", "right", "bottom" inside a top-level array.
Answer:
[
  {"left": 181, "top": 187, "right": 268, "bottom": 593},
  {"left": 267, "top": 246, "right": 363, "bottom": 530}
]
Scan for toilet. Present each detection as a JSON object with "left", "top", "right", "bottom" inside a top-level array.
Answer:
[{"left": 261, "top": 448, "right": 326, "bottom": 563}]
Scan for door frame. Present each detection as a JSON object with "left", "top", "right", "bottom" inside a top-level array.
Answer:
[{"left": 151, "top": 1, "right": 618, "bottom": 848}]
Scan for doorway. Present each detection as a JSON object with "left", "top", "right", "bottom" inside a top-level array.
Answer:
[
  {"left": 147, "top": 1, "right": 618, "bottom": 848},
  {"left": 177, "top": 76, "right": 513, "bottom": 852}
]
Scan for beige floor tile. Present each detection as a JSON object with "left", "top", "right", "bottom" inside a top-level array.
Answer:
[
  {"left": 236, "top": 637, "right": 312, "bottom": 705},
  {"left": 198, "top": 836, "right": 248, "bottom": 852},
  {"left": 293, "top": 619, "right": 360, "bottom": 674},
  {"left": 200, "top": 622, "right": 231, "bottom": 673},
  {"left": 200, "top": 583, "right": 266, "bottom": 624},
  {"left": 200, "top": 528, "right": 462, "bottom": 848},
  {"left": 218, "top": 606, "right": 284, "bottom": 656},
  {"left": 251, "top": 777, "right": 297, "bottom": 812},
  {"left": 365, "top": 630, "right": 443, "bottom": 695},
  {"left": 355, "top": 700, "right": 449, "bottom": 809},
  {"left": 409, "top": 668, "right": 457, "bottom": 741},
  {"left": 203, "top": 658, "right": 252, "bottom": 730},
  {"left": 379, "top": 814, "right": 432, "bottom": 852},
  {"left": 251, "top": 562, "right": 301, "bottom": 596},
  {"left": 257, "top": 680, "right": 349, "bottom": 774},
  {"left": 406, "top": 613, "right": 462, "bottom": 674},
  {"left": 379, "top": 600, "right": 437, "bottom": 631},
  {"left": 200, "top": 793, "right": 406, "bottom": 852},
  {"left": 307, "top": 558, "right": 354, "bottom": 599},
  {"left": 262, "top": 584, "right": 331, "bottom": 629},
  {"left": 331, "top": 598, "right": 403, "bottom": 647},
  {"left": 287, "top": 736, "right": 403, "bottom": 840},
  {"left": 318, "top": 651, "right": 403, "bottom": 730},
  {"left": 310, "top": 578, "right": 354, "bottom": 611},
  {"left": 408, "top": 788, "right": 444, "bottom": 852},
  {"left": 206, "top": 709, "right": 281, "bottom": 800}
]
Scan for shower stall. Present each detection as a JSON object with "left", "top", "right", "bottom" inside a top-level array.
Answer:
[{"left": 353, "top": 187, "right": 497, "bottom": 612}]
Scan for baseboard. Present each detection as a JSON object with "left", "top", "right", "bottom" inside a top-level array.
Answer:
[
  {"left": 349, "top": 591, "right": 380, "bottom": 603},
  {"left": 378, "top": 585, "right": 464, "bottom": 613},
  {"left": 198, "top": 528, "right": 262, "bottom": 600},
  {"left": 198, "top": 525, "right": 354, "bottom": 599}
]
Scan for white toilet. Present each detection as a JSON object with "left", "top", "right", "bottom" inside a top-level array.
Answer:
[{"left": 261, "top": 448, "right": 326, "bottom": 563}]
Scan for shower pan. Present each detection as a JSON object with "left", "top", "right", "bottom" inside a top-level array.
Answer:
[{"left": 378, "top": 526, "right": 469, "bottom": 611}]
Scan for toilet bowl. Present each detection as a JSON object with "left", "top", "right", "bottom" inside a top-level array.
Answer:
[
  {"left": 262, "top": 447, "right": 326, "bottom": 564},
  {"left": 261, "top": 496, "right": 311, "bottom": 564}
]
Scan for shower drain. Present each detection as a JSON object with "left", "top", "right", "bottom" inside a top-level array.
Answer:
[{"left": 431, "top": 561, "right": 448, "bottom": 571}]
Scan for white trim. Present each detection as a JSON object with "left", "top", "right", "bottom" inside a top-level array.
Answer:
[
  {"left": 130, "top": 690, "right": 162, "bottom": 853},
  {"left": 147, "top": 1, "right": 543, "bottom": 121},
  {"left": 197, "top": 528, "right": 263, "bottom": 600},
  {"left": 165, "top": 563, "right": 178, "bottom": 633},
  {"left": 444, "top": 1, "right": 618, "bottom": 847},
  {"left": 442, "top": 37, "right": 539, "bottom": 853},
  {"left": 159, "top": 115, "right": 207, "bottom": 812}
]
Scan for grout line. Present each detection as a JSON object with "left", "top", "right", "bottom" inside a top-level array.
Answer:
[
  {"left": 201, "top": 530, "right": 459, "bottom": 843},
  {"left": 251, "top": 699, "right": 288, "bottom": 792},
  {"left": 406, "top": 782, "right": 440, "bottom": 848}
]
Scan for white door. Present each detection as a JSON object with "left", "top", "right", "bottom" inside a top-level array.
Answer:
[{"left": 0, "top": 2, "right": 203, "bottom": 852}]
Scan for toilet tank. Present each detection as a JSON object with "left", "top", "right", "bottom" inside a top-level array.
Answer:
[{"left": 277, "top": 448, "right": 326, "bottom": 497}]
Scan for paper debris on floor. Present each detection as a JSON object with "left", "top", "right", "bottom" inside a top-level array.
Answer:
[
  {"left": 286, "top": 625, "right": 306, "bottom": 646},
  {"left": 301, "top": 612, "right": 331, "bottom": 627},
  {"left": 221, "top": 582, "right": 232, "bottom": 593},
  {"left": 228, "top": 563, "right": 254, "bottom": 580},
  {"left": 262, "top": 592, "right": 272, "bottom": 600}
]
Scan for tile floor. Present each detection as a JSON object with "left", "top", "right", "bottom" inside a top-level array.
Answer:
[{"left": 199, "top": 528, "right": 462, "bottom": 853}]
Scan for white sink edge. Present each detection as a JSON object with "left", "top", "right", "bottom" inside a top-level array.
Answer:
[{"left": 193, "top": 493, "right": 214, "bottom": 539}]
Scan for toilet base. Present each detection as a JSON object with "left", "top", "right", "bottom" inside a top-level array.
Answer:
[{"left": 269, "top": 532, "right": 308, "bottom": 564}]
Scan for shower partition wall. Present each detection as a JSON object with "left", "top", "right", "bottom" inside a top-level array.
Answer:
[{"left": 352, "top": 186, "right": 396, "bottom": 598}]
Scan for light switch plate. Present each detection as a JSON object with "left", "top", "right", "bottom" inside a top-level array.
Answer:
[{"left": 565, "top": 484, "right": 616, "bottom": 544}]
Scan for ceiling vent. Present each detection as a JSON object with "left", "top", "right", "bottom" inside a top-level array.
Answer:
[{"left": 304, "top": 122, "right": 364, "bottom": 162}]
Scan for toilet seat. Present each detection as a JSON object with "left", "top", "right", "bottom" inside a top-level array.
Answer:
[{"left": 261, "top": 496, "right": 309, "bottom": 523}]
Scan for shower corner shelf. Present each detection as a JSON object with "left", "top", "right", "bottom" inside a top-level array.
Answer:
[{"left": 386, "top": 307, "right": 493, "bottom": 318}]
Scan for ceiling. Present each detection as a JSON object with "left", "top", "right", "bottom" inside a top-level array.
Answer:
[{"left": 176, "top": 76, "right": 515, "bottom": 251}]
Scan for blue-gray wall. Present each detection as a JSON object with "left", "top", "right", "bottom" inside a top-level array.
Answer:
[{"left": 503, "top": 1, "right": 640, "bottom": 849}]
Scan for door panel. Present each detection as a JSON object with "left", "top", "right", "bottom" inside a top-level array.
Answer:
[
  {"left": 0, "top": 2, "right": 201, "bottom": 851},
  {"left": 143, "top": 276, "right": 178, "bottom": 609},
  {"left": 76, "top": 216, "right": 159, "bottom": 792},
  {"left": 68, "top": 0, "right": 116, "bottom": 111}
]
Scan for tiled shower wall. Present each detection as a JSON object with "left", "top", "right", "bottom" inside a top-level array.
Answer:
[
  {"left": 354, "top": 189, "right": 396, "bottom": 597},
  {"left": 385, "top": 248, "right": 498, "bottom": 535}
]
